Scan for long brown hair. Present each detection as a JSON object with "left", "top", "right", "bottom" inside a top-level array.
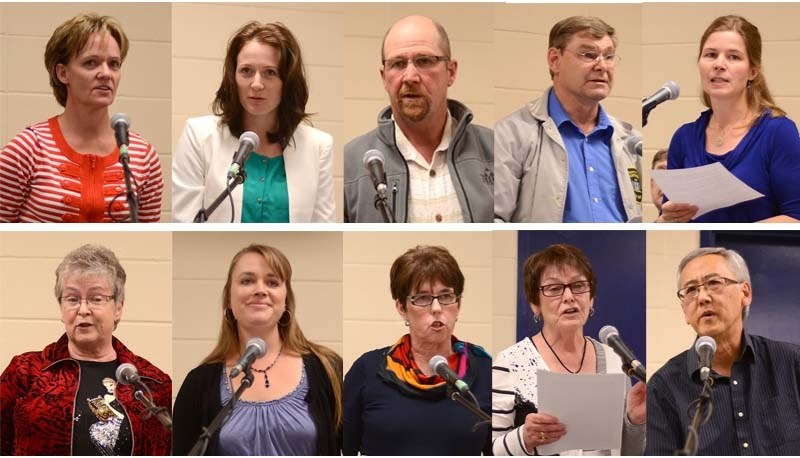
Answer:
[
  {"left": 213, "top": 22, "right": 311, "bottom": 148},
  {"left": 201, "top": 244, "right": 342, "bottom": 427},
  {"left": 698, "top": 15, "right": 785, "bottom": 117}
]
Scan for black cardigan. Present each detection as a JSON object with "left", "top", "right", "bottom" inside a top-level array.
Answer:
[{"left": 172, "top": 353, "right": 341, "bottom": 455}]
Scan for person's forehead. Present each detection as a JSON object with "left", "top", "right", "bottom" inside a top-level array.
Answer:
[
  {"left": 703, "top": 30, "right": 746, "bottom": 51},
  {"left": 541, "top": 263, "right": 585, "bottom": 280},
  {"left": 680, "top": 254, "right": 732, "bottom": 280},
  {"left": 565, "top": 31, "right": 614, "bottom": 50},
  {"left": 62, "top": 272, "right": 112, "bottom": 289},
  {"left": 383, "top": 19, "right": 442, "bottom": 57}
]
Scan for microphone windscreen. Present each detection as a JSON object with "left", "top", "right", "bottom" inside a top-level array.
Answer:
[
  {"left": 246, "top": 337, "right": 267, "bottom": 358},
  {"left": 362, "top": 149, "right": 385, "bottom": 167},
  {"left": 111, "top": 113, "right": 131, "bottom": 129},
  {"left": 239, "top": 131, "right": 260, "bottom": 151},
  {"left": 115, "top": 362, "right": 138, "bottom": 385},
  {"left": 598, "top": 325, "right": 619, "bottom": 345},
  {"left": 428, "top": 354, "right": 448, "bottom": 373},
  {"left": 695, "top": 335, "right": 716, "bottom": 353},
  {"left": 664, "top": 81, "right": 680, "bottom": 100}
]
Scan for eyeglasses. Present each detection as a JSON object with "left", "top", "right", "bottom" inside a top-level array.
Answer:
[
  {"left": 59, "top": 295, "right": 115, "bottom": 308},
  {"left": 677, "top": 277, "right": 741, "bottom": 301},
  {"left": 539, "top": 280, "right": 592, "bottom": 297},
  {"left": 563, "top": 49, "right": 620, "bottom": 66},
  {"left": 383, "top": 55, "right": 449, "bottom": 74},
  {"left": 407, "top": 292, "right": 460, "bottom": 307}
]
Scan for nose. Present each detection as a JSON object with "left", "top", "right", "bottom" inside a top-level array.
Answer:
[
  {"left": 561, "top": 286, "right": 576, "bottom": 302},
  {"left": 77, "top": 300, "right": 92, "bottom": 315},
  {"left": 713, "top": 56, "right": 726, "bottom": 70},
  {"left": 696, "top": 284, "right": 713, "bottom": 304},
  {"left": 251, "top": 73, "right": 265, "bottom": 90},
  {"left": 429, "top": 297, "right": 444, "bottom": 313},
  {"left": 401, "top": 62, "right": 422, "bottom": 82}
]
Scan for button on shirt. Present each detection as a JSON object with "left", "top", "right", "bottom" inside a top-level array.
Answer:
[
  {"left": 646, "top": 333, "right": 800, "bottom": 455},
  {"left": 241, "top": 154, "right": 290, "bottom": 223},
  {"left": 548, "top": 90, "right": 626, "bottom": 222},
  {"left": 394, "top": 113, "right": 464, "bottom": 223}
]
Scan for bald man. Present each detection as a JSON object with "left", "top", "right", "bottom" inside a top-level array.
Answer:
[{"left": 344, "top": 15, "right": 493, "bottom": 223}]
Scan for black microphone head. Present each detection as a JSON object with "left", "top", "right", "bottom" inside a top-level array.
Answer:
[
  {"left": 663, "top": 81, "right": 680, "bottom": 100},
  {"left": 362, "top": 149, "right": 385, "bottom": 168},
  {"left": 695, "top": 335, "right": 716, "bottom": 354},
  {"left": 239, "top": 131, "right": 260, "bottom": 151},
  {"left": 246, "top": 337, "right": 267, "bottom": 358},
  {"left": 111, "top": 113, "right": 131, "bottom": 129},
  {"left": 428, "top": 355, "right": 448, "bottom": 374},
  {"left": 598, "top": 325, "right": 620, "bottom": 345},
  {"left": 116, "top": 363, "right": 139, "bottom": 385}
]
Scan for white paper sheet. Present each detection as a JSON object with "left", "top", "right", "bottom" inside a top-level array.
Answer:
[
  {"left": 536, "top": 371, "right": 626, "bottom": 455},
  {"left": 650, "top": 163, "right": 764, "bottom": 218}
]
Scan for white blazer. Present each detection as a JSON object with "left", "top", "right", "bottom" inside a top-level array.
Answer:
[{"left": 172, "top": 115, "right": 335, "bottom": 223}]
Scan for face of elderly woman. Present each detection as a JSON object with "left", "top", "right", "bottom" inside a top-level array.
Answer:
[
  {"left": 229, "top": 252, "right": 287, "bottom": 329},
  {"left": 236, "top": 40, "right": 283, "bottom": 121},
  {"left": 59, "top": 273, "right": 123, "bottom": 350},
  {"left": 532, "top": 264, "right": 593, "bottom": 331},
  {"left": 56, "top": 32, "right": 122, "bottom": 109},
  {"left": 699, "top": 31, "right": 757, "bottom": 102},
  {"left": 396, "top": 279, "right": 460, "bottom": 346}
]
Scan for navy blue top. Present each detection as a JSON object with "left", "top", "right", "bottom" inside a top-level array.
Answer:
[
  {"left": 646, "top": 333, "right": 800, "bottom": 455},
  {"left": 548, "top": 90, "right": 625, "bottom": 223},
  {"left": 666, "top": 109, "right": 800, "bottom": 222},
  {"left": 342, "top": 345, "right": 492, "bottom": 456}
]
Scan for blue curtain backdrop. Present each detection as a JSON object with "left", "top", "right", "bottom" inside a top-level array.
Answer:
[{"left": 515, "top": 230, "right": 646, "bottom": 366}]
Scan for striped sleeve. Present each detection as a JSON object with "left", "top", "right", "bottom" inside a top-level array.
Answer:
[
  {"left": 492, "top": 351, "right": 533, "bottom": 456},
  {"left": 0, "top": 128, "right": 38, "bottom": 222},
  {"left": 129, "top": 134, "right": 163, "bottom": 222}
]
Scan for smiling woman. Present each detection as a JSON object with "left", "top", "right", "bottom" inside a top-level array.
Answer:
[{"left": 0, "top": 13, "right": 164, "bottom": 223}]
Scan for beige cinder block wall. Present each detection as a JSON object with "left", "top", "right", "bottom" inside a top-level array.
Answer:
[
  {"left": 171, "top": 3, "right": 344, "bottom": 222},
  {"left": 493, "top": 230, "right": 518, "bottom": 354},
  {"left": 0, "top": 3, "right": 173, "bottom": 221},
  {"left": 0, "top": 231, "right": 173, "bottom": 376},
  {"left": 343, "top": 231, "right": 493, "bottom": 374},
  {"left": 172, "top": 231, "right": 343, "bottom": 400},
  {"left": 493, "top": 3, "right": 642, "bottom": 128},
  {"left": 343, "top": 3, "right": 495, "bottom": 146},
  {"left": 642, "top": 3, "right": 800, "bottom": 222},
  {"left": 646, "top": 230, "right": 700, "bottom": 376}
]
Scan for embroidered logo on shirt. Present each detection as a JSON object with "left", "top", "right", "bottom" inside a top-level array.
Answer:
[
  {"left": 481, "top": 168, "right": 494, "bottom": 185},
  {"left": 627, "top": 168, "right": 642, "bottom": 203}
]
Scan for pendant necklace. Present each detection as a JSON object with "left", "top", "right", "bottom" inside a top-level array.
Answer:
[
  {"left": 541, "top": 331, "right": 587, "bottom": 374},
  {"left": 251, "top": 344, "right": 283, "bottom": 388}
]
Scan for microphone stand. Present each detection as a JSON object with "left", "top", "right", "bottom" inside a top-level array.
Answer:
[
  {"left": 675, "top": 378, "right": 714, "bottom": 456},
  {"left": 188, "top": 370, "right": 254, "bottom": 456},
  {"left": 373, "top": 187, "right": 396, "bottom": 223},
  {"left": 642, "top": 103, "right": 655, "bottom": 128},
  {"left": 119, "top": 146, "right": 139, "bottom": 223},
  {"left": 133, "top": 388, "right": 172, "bottom": 428},
  {"left": 194, "top": 170, "right": 247, "bottom": 223}
]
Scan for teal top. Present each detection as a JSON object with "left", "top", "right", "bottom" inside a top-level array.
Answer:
[{"left": 241, "top": 153, "right": 290, "bottom": 223}]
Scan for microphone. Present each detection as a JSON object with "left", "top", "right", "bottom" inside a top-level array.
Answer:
[
  {"left": 362, "top": 149, "right": 388, "bottom": 195},
  {"left": 229, "top": 337, "right": 266, "bottom": 378},
  {"left": 429, "top": 355, "right": 470, "bottom": 395},
  {"left": 111, "top": 113, "right": 131, "bottom": 156},
  {"left": 599, "top": 325, "right": 646, "bottom": 383},
  {"left": 625, "top": 135, "right": 642, "bottom": 156},
  {"left": 227, "top": 131, "right": 260, "bottom": 180},
  {"left": 116, "top": 363, "right": 142, "bottom": 385},
  {"left": 642, "top": 81, "right": 680, "bottom": 113},
  {"left": 695, "top": 336, "right": 716, "bottom": 382}
]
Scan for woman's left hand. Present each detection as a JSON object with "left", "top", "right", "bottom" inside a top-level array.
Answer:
[{"left": 626, "top": 381, "right": 646, "bottom": 425}]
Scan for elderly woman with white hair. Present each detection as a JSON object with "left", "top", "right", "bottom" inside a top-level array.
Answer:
[{"left": 0, "top": 244, "right": 171, "bottom": 455}]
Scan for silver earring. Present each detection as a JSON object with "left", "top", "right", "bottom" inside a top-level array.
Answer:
[
  {"left": 404, "top": 320, "right": 409, "bottom": 326},
  {"left": 533, "top": 313, "right": 540, "bottom": 323},
  {"left": 589, "top": 307, "right": 595, "bottom": 318}
]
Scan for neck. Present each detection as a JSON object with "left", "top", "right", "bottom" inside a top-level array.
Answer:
[
  {"left": 541, "top": 324, "right": 585, "bottom": 353},
  {"left": 394, "top": 109, "right": 447, "bottom": 163},
  {"left": 410, "top": 334, "right": 452, "bottom": 374},
  {"left": 552, "top": 85, "right": 599, "bottom": 134},
  {"left": 59, "top": 104, "right": 112, "bottom": 137},
  {"left": 709, "top": 96, "right": 753, "bottom": 128},
  {"left": 68, "top": 340, "right": 117, "bottom": 362},
  {"left": 243, "top": 112, "right": 278, "bottom": 153},
  {"left": 238, "top": 324, "right": 282, "bottom": 363},
  {"left": 710, "top": 325, "right": 744, "bottom": 374}
]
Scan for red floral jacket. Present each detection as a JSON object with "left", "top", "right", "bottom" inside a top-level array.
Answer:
[{"left": 0, "top": 334, "right": 171, "bottom": 455}]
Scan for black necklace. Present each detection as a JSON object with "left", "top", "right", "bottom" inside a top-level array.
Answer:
[
  {"left": 541, "top": 331, "right": 587, "bottom": 374},
  {"left": 251, "top": 345, "right": 283, "bottom": 388}
]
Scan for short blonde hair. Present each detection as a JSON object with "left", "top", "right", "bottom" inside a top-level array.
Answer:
[{"left": 44, "top": 13, "right": 129, "bottom": 107}]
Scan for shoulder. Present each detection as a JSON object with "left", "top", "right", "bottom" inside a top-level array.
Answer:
[
  {"left": 185, "top": 362, "right": 223, "bottom": 382},
  {"left": 760, "top": 113, "right": 800, "bottom": 137},
  {"left": 495, "top": 338, "right": 534, "bottom": 362},
  {"left": 649, "top": 349, "right": 689, "bottom": 387},
  {"left": 606, "top": 110, "right": 634, "bottom": 134},
  {"left": 595, "top": 339, "right": 624, "bottom": 373},
  {"left": 496, "top": 103, "right": 539, "bottom": 131},
  {"left": 344, "top": 127, "right": 381, "bottom": 158},
  {"left": 182, "top": 115, "right": 229, "bottom": 142},
  {"left": 3, "top": 120, "right": 51, "bottom": 152},
  {"left": 750, "top": 334, "right": 800, "bottom": 359},
  {"left": 350, "top": 347, "right": 387, "bottom": 370},
  {"left": 295, "top": 123, "right": 333, "bottom": 144}
]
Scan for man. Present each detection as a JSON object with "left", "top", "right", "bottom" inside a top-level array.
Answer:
[
  {"left": 494, "top": 16, "right": 641, "bottom": 223},
  {"left": 343, "top": 15, "right": 493, "bottom": 223},
  {"left": 646, "top": 247, "right": 800, "bottom": 455},
  {"left": 650, "top": 149, "right": 667, "bottom": 213}
]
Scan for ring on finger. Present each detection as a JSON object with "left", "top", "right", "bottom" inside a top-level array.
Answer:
[{"left": 539, "top": 431, "right": 547, "bottom": 442}]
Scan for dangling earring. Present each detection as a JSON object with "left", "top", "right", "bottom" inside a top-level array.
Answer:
[
  {"left": 533, "top": 313, "right": 540, "bottom": 323},
  {"left": 589, "top": 307, "right": 595, "bottom": 318},
  {"left": 747, "top": 80, "right": 753, "bottom": 89},
  {"left": 278, "top": 309, "right": 292, "bottom": 327},
  {"left": 404, "top": 319, "right": 410, "bottom": 326}
]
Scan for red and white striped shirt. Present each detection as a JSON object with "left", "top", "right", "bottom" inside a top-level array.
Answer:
[{"left": 0, "top": 117, "right": 163, "bottom": 223}]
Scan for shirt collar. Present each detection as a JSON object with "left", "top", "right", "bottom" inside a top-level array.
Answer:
[
  {"left": 547, "top": 89, "right": 612, "bottom": 133},
  {"left": 686, "top": 331, "right": 756, "bottom": 379},
  {"left": 394, "top": 111, "right": 453, "bottom": 166}
]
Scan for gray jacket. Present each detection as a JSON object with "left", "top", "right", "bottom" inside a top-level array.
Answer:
[
  {"left": 344, "top": 100, "right": 494, "bottom": 223},
  {"left": 494, "top": 87, "right": 642, "bottom": 223}
]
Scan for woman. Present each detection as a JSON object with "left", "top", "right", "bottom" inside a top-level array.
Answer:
[
  {"left": 492, "top": 244, "right": 645, "bottom": 455},
  {"left": 659, "top": 15, "right": 800, "bottom": 223},
  {"left": 0, "top": 245, "right": 171, "bottom": 455},
  {"left": 172, "top": 244, "right": 342, "bottom": 455},
  {"left": 343, "top": 246, "right": 492, "bottom": 455},
  {"left": 172, "top": 22, "right": 334, "bottom": 223},
  {"left": 0, "top": 13, "right": 164, "bottom": 223}
]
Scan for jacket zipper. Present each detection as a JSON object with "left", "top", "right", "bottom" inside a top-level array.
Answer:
[
  {"left": 448, "top": 111, "right": 474, "bottom": 222},
  {"left": 391, "top": 181, "right": 398, "bottom": 222}
]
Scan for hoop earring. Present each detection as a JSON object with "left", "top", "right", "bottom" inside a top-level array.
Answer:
[
  {"left": 404, "top": 320, "right": 410, "bottom": 327},
  {"left": 278, "top": 309, "right": 292, "bottom": 327},
  {"left": 533, "top": 313, "right": 540, "bottom": 324},
  {"left": 589, "top": 307, "right": 595, "bottom": 318},
  {"left": 224, "top": 308, "right": 236, "bottom": 323}
]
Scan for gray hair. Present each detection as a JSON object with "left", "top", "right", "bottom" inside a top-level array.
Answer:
[
  {"left": 676, "top": 247, "right": 751, "bottom": 320},
  {"left": 54, "top": 244, "right": 126, "bottom": 303}
]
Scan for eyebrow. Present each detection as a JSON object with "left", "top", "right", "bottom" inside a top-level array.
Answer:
[{"left": 682, "top": 273, "right": 725, "bottom": 286}]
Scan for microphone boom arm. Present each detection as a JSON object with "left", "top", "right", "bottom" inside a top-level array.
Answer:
[{"left": 188, "top": 371, "right": 255, "bottom": 455}]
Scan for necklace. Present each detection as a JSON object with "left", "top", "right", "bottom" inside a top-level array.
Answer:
[
  {"left": 251, "top": 345, "right": 283, "bottom": 388},
  {"left": 541, "top": 331, "right": 587, "bottom": 374},
  {"left": 711, "top": 112, "right": 756, "bottom": 148}
]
